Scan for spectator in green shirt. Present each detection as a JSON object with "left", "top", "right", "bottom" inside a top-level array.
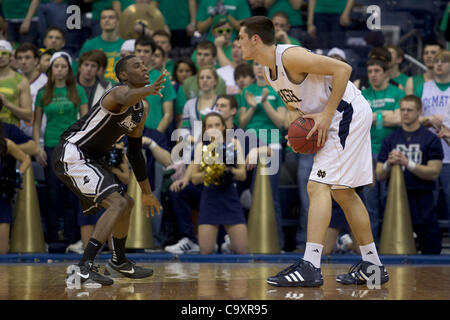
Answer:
[
  {"left": 152, "top": 30, "right": 174, "bottom": 77},
  {"left": 1, "top": 0, "right": 40, "bottom": 46},
  {"left": 405, "top": 42, "right": 444, "bottom": 95},
  {"left": 76, "top": 8, "right": 125, "bottom": 84},
  {"left": 272, "top": 11, "right": 302, "bottom": 46},
  {"left": 33, "top": 51, "right": 88, "bottom": 248},
  {"left": 385, "top": 45, "right": 409, "bottom": 90},
  {"left": 173, "top": 57, "right": 196, "bottom": 129}
]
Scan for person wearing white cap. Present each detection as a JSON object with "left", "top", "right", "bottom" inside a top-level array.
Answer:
[
  {"left": 120, "top": 39, "right": 136, "bottom": 58},
  {"left": 0, "top": 40, "right": 32, "bottom": 126},
  {"left": 33, "top": 51, "right": 88, "bottom": 249},
  {"left": 327, "top": 47, "right": 347, "bottom": 62}
]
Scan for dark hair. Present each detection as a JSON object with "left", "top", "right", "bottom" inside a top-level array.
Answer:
[
  {"left": 173, "top": 57, "right": 197, "bottom": 83},
  {"left": 42, "top": 54, "right": 80, "bottom": 107},
  {"left": 196, "top": 40, "right": 217, "bottom": 57},
  {"left": 153, "top": 45, "right": 166, "bottom": 58},
  {"left": 424, "top": 41, "right": 445, "bottom": 50},
  {"left": 135, "top": 36, "right": 156, "bottom": 52},
  {"left": 217, "top": 94, "right": 238, "bottom": 110},
  {"left": 15, "top": 42, "right": 40, "bottom": 59},
  {"left": 234, "top": 62, "right": 254, "bottom": 81},
  {"left": 45, "top": 26, "right": 65, "bottom": 40},
  {"left": 366, "top": 58, "right": 389, "bottom": 71},
  {"left": 202, "top": 111, "right": 227, "bottom": 141},
  {"left": 400, "top": 94, "right": 422, "bottom": 110},
  {"left": 385, "top": 45, "right": 404, "bottom": 61},
  {"left": 78, "top": 51, "right": 100, "bottom": 69},
  {"left": 240, "top": 16, "right": 275, "bottom": 46},
  {"left": 115, "top": 54, "right": 136, "bottom": 82},
  {"left": 272, "top": 11, "right": 290, "bottom": 23},
  {"left": 100, "top": 7, "right": 119, "bottom": 19},
  {"left": 368, "top": 47, "right": 391, "bottom": 62},
  {"left": 88, "top": 49, "right": 107, "bottom": 70}
]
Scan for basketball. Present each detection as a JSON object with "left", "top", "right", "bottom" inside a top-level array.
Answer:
[{"left": 287, "top": 117, "right": 321, "bottom": 154}]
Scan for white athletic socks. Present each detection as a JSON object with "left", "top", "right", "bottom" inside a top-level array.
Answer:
[
  {"left": 303, "top": 242, "right": 323, "bottom": 269},
  {"left": 360, "top": 243, "right": 382, "bottom": 266}
]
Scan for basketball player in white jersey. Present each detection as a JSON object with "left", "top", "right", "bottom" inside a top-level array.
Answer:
[{"left": 238, "top": 16, "right": 389, "bottom": 287}]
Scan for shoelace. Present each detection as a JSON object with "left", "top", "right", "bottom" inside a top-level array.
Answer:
[
  {"left": 88, "top": 263, "right": 101, "bottom": 274},
  {"left": 276, "top": 260, "right": 303, "bottom": 276},
  {"left": 346, "top": 261, "right": 365, "bottom": 279}
]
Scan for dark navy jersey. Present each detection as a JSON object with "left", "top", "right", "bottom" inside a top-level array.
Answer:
[
  {"left": 60, "top": 84, "right": 144, "bottom": 159},
  {"left": 378, "top": 125, "right": 444, "bottom": 190}
]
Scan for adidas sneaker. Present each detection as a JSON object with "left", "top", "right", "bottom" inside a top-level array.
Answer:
[
  {"left": 164, "top": 237, "right": 200, "bottom": 254},
  {"left": 336, "top": 260, "right": 389, "bottom": 285},
  {"left": 266, "top": 259, "right": 323, "bottom": 287}
]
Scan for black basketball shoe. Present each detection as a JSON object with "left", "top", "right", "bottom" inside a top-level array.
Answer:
[
  {"left": 66, "top": 261, "right": 114, "bottom": 288},
  {"left": 266, "top": 259, "right": 323, "bottom": 287},
  {"left": 104, "top": 259, "right": 154, "bottom": 279},
  {"left": 336, "top": 261, "right": 389, "bottom": 285}
]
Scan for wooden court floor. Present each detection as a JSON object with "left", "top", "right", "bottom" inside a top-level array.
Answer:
[{"left": 0, "top": 262, "right": 449, "bottom": 300}]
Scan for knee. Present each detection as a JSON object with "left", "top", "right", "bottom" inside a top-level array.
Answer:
[
  {"left": 307, "top": 181, "right": 330, "bottom": 198},
  {"left": 112, "top": 196, "right": 131, "bottom": 214},
  {"left": 332, "top": 189, "right": 358, "bottom": 204}
]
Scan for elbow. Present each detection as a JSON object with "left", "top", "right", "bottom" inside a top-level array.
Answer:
[{"left": 24, "top": 110, "right": 32, "bottom": 122}]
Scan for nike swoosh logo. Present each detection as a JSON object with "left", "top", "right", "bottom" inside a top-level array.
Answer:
[
  {"left": 119, "top": 267, "right": 135, "bottom": 274},
  {"left": 77, "top": 272, "right": 90, "bottom": 279}
]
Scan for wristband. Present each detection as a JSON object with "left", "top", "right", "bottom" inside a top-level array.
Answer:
[
  {"left": 407, "top": 159, "right": 417, "bottom": 171},
  {"left": 148, "top": 138, "right": 157, "bottom": 151},
  {"left": 382, "top": 161, "right": 391, "bottom": 172}
]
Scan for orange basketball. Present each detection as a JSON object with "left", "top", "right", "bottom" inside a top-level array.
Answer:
[{"left": 287, "top": 117, "right": 322, "bottom": 154}]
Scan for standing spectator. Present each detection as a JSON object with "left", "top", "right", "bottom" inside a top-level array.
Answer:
[
  {"left": 0, "top": 40, "right": 33, "bottom": 127},
  {"left": 33, "top": 52, "right": 88, "bottom": 248},
  {"left": 41, "top": 27, "right": 66, "bottom": 53},
  {"left": 1, "top": 0, "right": 40, "bottom": 46},
  {"left": 173, "top": 57, "right": 196, "bottom": 129},
  {"left": 191, "top": 112, "right": 248, "bottom": 254},
  {"left": 89, "top": 0, "right": 121, "bottom": 38},
  {"left": 271, "top": 11, "right": 302, "bottom": 46},
  {"left": 196, "top": 0, "right": 251, "bottom": 43},
  {"left": 239, "top": 61, "right": 286, "bottom": 250},
  {"left": 307, "top": 0, "right": 354, "bottom": 49},
  {"left": 182, "top": 40, "right": 226, "bottom": 100},
  {"left": 217, "top": 39, "right": 244, "bottom": 95},
  {"left": 15, "top": 43, "right": 48, "bottom": 140},
  {"left": 77, "top": 7, "right": 125, "bottom": 84},
  {"left": 376, "top": 95, "right": 443, "bottom": 254},
  {"left": 416, "top": 50, "right": 450, "bottom": 231},
  {"left": 405, "top": 42, "right": 444, "bottom": 95},
  {"left": 153, "top": 0, "right": 197, "bottom": 48},
  {"left": 77, "top": 50, "right": 112, "bottom": 109},
  {"left": 361, "top": 57, "right": 404, "bottom": 243},
  {"left": 385, "top": 45, "right": 409, "bottom": 90},
  {"left": 0, "top": 121, "right": 32, "bottom": 254},
  {"left": 152, "top": 30, "right": 174, "bottom": 76},
  {"left": 37, "top": 0, "right": 68, "bottom": 48}
]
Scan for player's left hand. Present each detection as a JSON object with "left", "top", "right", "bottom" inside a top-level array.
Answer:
[
  {"left": 142, "top": 193, "right": 162, "bottom": 218},
  {"left": 303, "top": 112, "right": 334, "bottom": 147}
]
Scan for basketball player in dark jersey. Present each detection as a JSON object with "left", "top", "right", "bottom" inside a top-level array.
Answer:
[{"left": 54, "top": 55, "right": 166, "bottom": 287}]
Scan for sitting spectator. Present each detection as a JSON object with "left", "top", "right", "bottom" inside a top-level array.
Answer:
[
  {"left": 151, "top": 45, "right": 167, "bottom": 73},
  {"left": 152, "top": 30, "right": 174, "bottom": 76},
  {"left": 405, "top": 42, "right": 444, "bottom": 95},
  {"left": 182, "top": 40, "right": 226, "bottom": 100},
  {"left": 376, "top": 95, "right": 443, "bottom": 254},
  {"left": 77, "top": 50, "right": 112, "bottom": 109},
  {"left": 0, "top": 40, "right": 33, "bottom": 127},
  {"left": 191, "top": 112, "right": 248, "bottom": 254},
  {"left": 39, "top": 49, "right": 56, "bottom": 74},
  {"left": 0, "top": 121, "right": 32, "bottom": 254},
  {"left": 217, "top": 39, "right": 245, "bottom": 95}
]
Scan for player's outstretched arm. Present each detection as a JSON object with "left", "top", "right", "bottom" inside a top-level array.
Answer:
[{"left": 103, "top": 71, "right": 167, "bottom": 111}]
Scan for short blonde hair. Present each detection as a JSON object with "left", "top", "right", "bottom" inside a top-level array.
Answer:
[{"left": 434, "top": 50, "right": 450, "bottom": 63}]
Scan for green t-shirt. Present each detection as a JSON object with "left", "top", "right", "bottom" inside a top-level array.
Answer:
[
  {"left": 145, "top": 69, "right": 177, "bottom": 130},
  {"left": 412, "top": 74, "right": 425, "bottom": 95},
  {"left": 393, "top": 73, "right": 409, "bottom": 88},
  {"left": 1, "top": 0, "right": 37, "bottom": 20},
  {"left": 240, "top": 83, "right": 284, "bottom": 145},
  {"left": 36, "top": 85, "right": 88, "bottom": 147},
  {"left": 362, "top": 84, "right": 405, "bottom": 154},
  {"left": 175, "top": 85, "right": 187, "bottom": 115},
  {"left": 165, "top": 58, "right": 174, "bottom": 79},
  {"left": 0, "top": 72, "right": 24, "bottom": 126},
  {"left": 315, "top": 0, "right": 347, "bottom": 14},
  {"left": 182, "top": 74, "right": 227, "bottom": 100},
  {"left": 196, "top": 0, "right": 251, "bottom": 42},
  {"left": 268, "top": 0, "right": 303, "bottom": 26},
  {"left": 76, "top": 36, "right": 125, "bottom": 84},
  {"left": 120, "top": 0, "right": 135, "bottom": 11},
  {"left": 154, "top": 0, "right": 191, "bottom": 30}
]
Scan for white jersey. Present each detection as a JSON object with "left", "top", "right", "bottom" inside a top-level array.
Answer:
[
  {"left": 421, "top": 80, "right": 450, "bottom": 163},
  {"left": 264, "top": 44, "right": 373, "bottom": 188}
]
